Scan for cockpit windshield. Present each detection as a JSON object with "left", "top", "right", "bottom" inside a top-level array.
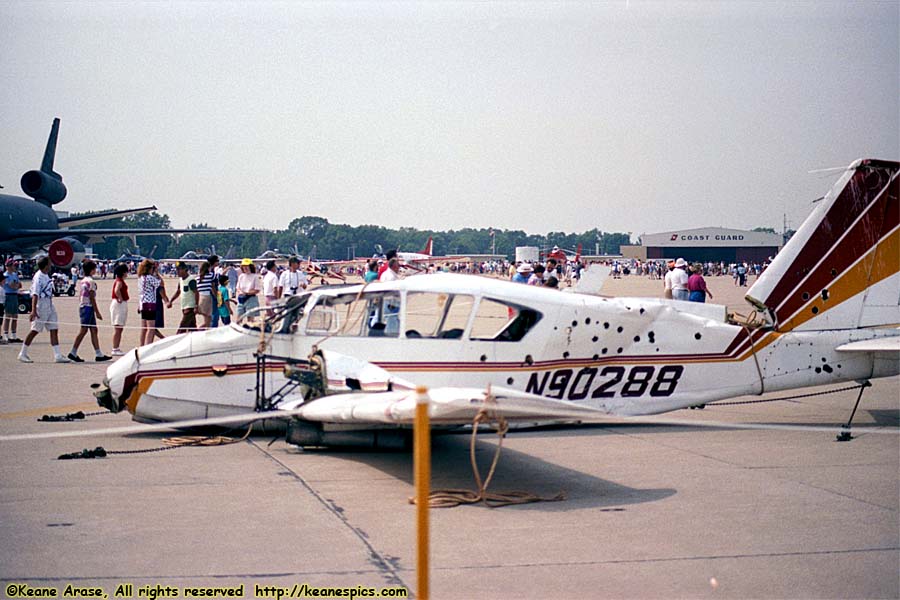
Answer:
[{"left": 237, "top": 293, "right": 311, "bottom": 334}]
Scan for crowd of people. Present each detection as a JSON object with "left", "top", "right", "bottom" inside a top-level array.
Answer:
[
  {"left": 0, "top": 248, "right": 770, "bottom": 363},
  {"left": 0, "top": 253, "right": 316, "bottom": 363}
]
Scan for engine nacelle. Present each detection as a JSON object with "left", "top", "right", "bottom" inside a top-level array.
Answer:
[
  {"left": 20, "top": 170, "right": 67, "bottom": 205},
  {"left": 285, "top": 420, "right": 410, "bottom": 449},
  {"left": 48, "top": 237, "right": 85, "bottom": 268}
]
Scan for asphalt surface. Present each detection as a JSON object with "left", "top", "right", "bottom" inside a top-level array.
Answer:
[{"left": 0, "top": 275, "right": 897, "bottom": 599}]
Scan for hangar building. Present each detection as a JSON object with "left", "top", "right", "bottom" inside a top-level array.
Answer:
[{"left": 622, "top": 227, "right": 783, "bottom": 263}]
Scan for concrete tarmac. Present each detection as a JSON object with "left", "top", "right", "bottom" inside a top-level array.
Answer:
[{"left": 0, "top": 273, "right": 897, "bottom": 599}]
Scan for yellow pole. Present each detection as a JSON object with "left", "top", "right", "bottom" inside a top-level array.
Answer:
[{"left": 414, "top": 386, "right": 430, "bottom": 600}]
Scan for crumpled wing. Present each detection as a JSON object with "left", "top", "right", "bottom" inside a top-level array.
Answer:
[
  {"left": 278, "top": 386, "right": 614, "bottom": 425},
  {"left": 319, "top": 349, "right": 417, "bottom": 392}
]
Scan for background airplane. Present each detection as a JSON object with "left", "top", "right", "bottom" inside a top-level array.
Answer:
[
  {"left": 168, "top": 245, "right": 237, "bottom": 264},
  {"left": 0, "top": 118, "right": 240, "bottom": 268},
  {"left": 397, "top": 237, "right": 472, "bottom": 266},
  {"left": 113, "top": 244, "right": 158, "bottom": 265},
  {"left": 543, "top": 243, "right": 582, "bottom": 263}
]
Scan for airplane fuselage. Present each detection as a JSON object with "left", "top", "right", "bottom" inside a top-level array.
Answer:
[
  {"left": 98, "top": 274, "right": 897, "bottom": 424},
  {"left": 0, "top": 194, "right": 61, "bottom": 253}
]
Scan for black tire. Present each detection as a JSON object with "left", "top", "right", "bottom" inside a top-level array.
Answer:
[
  {"left": 67, "top": 287, "right": 76, "bottom": 297},
  {"left": 18, "top": 297, "right": 30, "bottom": 314}
]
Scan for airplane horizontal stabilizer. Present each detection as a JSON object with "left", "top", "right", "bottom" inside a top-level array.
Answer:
[
  {"left": 10, "top": 227, "right": 244, "bottom": 241},
  {"left": 835, "top": 337, "right": 900, "bottom": 353},
  {"left": 57, "top": 206, "right": 158, "bottom": 227}
]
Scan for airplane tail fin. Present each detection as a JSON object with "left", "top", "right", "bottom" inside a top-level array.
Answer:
[
  {"left": 421, "top": 237, "right": 433, "bottom": 256},
  {"left": 575, "top": 243, "right": 582, "bottom": 263},
  {"left": 41, "top": 118, "right": 61, "bottom": 177},
  {"left": 746, "top": 159, "right": 899, "bottom": 332},
  {"left": 20, "top": 117, "right": 67, "bottom": 205}
]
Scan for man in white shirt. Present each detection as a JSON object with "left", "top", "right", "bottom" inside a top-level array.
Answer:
[
  {"left": 262, "top": 260, "right": 279, "bottom": 307},
  {"left": 379, "top": 258, "right": 401, "bottom": 282},
  {"left": 669, "top": 258, "right": 690, "bottom": 301},
  {"left": 18, "top": 256, "right": 70, "bottom": 363},
  {"left": 276, "top": 256, "right": 308, "bottom": 299}
]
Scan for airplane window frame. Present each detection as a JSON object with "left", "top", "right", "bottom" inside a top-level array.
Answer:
[
  {"left": 304, "top": 291, "right": 401, "bottom": 338},
  {"left": 469, "top": 297, "right": 542, "bottom": 342},
  {"left": 403, "top": 292, "right": 475, "bottom": 340}
]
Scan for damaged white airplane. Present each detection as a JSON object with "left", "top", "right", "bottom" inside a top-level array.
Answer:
[{"left": 92, "top": 159, "right": 899, "bottom": 447}]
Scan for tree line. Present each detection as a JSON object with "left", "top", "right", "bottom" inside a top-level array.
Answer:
[{"left": 72, "top": 212, "right": 633, "bottom": 261}]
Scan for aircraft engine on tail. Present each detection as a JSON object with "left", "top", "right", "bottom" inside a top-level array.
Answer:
[
  {"left": 48, "top": 237, "right": 85, "bottom": 268},
  {"left": 20, "top": 169, "right": 67, "bottom": 205}
]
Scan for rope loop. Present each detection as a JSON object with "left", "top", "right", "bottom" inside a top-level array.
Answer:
[{"left": 412, "top": 389, "right": 566, "bottom": 509}]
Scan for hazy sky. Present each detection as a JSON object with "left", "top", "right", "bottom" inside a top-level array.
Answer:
[{"left": 1, "top": 1, "right": 897, "bottom": 240}]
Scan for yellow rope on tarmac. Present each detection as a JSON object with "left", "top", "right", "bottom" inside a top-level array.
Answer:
[
  {"left": 161, "top": 424, "right": 254, "bottom": 448},
  {"left": 411, "top": 392, "right": 566, "bottom": 509}
]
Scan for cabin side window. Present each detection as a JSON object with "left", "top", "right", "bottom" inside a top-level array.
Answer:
[
  {"left": 404, "top": 293, "right": 474, "bottom": 339},
  {"left": 470, "top": 298, "right": 542, "bottom": 342},
  {"left": 305, "top": 291, "right": 401, "bottom": 337}
]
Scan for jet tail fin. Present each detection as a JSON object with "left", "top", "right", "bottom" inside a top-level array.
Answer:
[
  {"left": 747, "top": 159, "right": 899, "bottom": 332},
  {"left": 41, "top": 118, "right": 62, "bottom": 179},
  {"left": 421, "top": 237, "right": 433, "bottom": 256}
]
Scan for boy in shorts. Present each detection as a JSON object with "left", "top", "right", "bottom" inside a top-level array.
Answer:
[
  {"left": 18, "top": 256, "right": 70, "bottom": 363},
  {"left": 67, "top": 261, "right": 111, "bottom": 362}
]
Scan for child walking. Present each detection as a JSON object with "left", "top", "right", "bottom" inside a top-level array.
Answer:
[{"left": 68, "top": 260, "right": 112, "bottom": 363}]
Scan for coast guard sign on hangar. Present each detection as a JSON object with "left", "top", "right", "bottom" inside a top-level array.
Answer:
[{"left": 626, "top": 227, "right": 783, "bottom": 263}]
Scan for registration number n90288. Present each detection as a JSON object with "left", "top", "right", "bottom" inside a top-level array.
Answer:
[{"left": 525, "top": 365, "right": 684, "bottom": 400}]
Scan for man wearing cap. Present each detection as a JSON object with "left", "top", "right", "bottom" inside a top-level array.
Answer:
[
  {"left": 663, "top": 260, "right": 675, "bottom": 299},
  {"left": 2, "top": 259, "right": 22, "bottom": 343},
  {"left": 167, "top": 262, "right": 199, "bottom": 333},
  {"left": 276, "top": 256, "right": 308, "bottom": 299}
]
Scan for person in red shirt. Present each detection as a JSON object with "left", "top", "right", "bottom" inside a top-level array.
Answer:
[{"left": 687, "top": 264, "right": 714, "bottom": 303}]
